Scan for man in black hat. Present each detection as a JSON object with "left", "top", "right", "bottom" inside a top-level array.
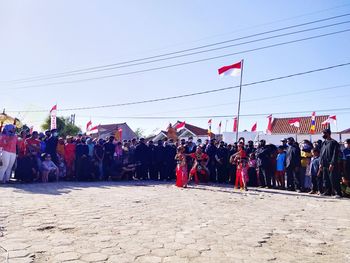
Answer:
[
  {"left": 216, "top": 141, "right": 229, "bottom": 183},
  {"left": 206, "top": 138, "right": 217, "bottom": 182},
  {"left": 285, "top": 137, "right": 301, "bottom": 192},
  {"left": 163, "top": 139, "right": 176, "bottom": 180},
  {"left": 320, "top": 129, "right": 342, "bottom": 197},
  {"left": 256, "top": 139, "right": 271, "bottom": 188},
  {"left": 135, "top": 138, "right": 150, "bottom": 180},
  {"left": 45, "top": 129, "right": 59, "bottom": 164}
]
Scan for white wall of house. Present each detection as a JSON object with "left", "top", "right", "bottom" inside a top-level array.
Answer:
[{"left": 223, "top": 132, "right": 350, "bottom": 145}]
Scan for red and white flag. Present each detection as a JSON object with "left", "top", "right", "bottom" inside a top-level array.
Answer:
[
  {"left": 266, "top": 114, "right": 273, "bottom": 134},
  {"left": 233, "top": 117, "right": 238, "bottom": 132},
  {"left": 50, "top": 104, "right": 57, "bottom": 130},
  {"left": 218, "top": 61, "right": 242, "bottom": 77},
  {"left": 175, "top": 121, "right": 186, "bottom": 130},
  {"left": 251, "top": 122, "right": 257, "bottom": 132},
  {"left": 322, "top": 115, "right": 337, "bottom": 125},
  {"left": 87, "top": 125, "right": 99, "bottom": 135},
  {"left": 86, "top": 120, "right": 92, "bottom": 132},
  {"left": 288, "top": 118, "right": 301, "bottom": 128}
]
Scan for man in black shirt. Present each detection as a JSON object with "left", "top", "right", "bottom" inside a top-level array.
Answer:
[
  {"left": 285, "top": 137, "right": 301, "bottom": 191},
  {"left": 320, "top": 129, "right": 342, "bottom": 197}
]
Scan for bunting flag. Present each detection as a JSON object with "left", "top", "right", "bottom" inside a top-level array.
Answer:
[
  {"left": 310, "top": 112, "right": 316, "bottom": 134},
  {"left": 218, "top": 61, "right": 242, "bottom": 77},
  {"left": 175, "top": 121, "right": 186, "bottom": 130},
  {"left": 322, "top": 115, "right": 337, "bottom": 125},
  {"left": 86, "top": 120, "right": 92, "bottom": 132},
  {"left": 251, "top": 122, "right": 257, "bottom": 132},
  {"left": 233, "top": 117, "right": 238, "bottom": 132},
  {"left": 266, "top": 114, "right": 273, "bottom": 134},
  {"left": 218, "top": 121, "right": 222, "bottom": 134},
  {"left": 87, "top": 125, "right": 99, "bottom": 135},
  {"left": 208, "top": 119, "right": 212, "bottom": 137},
  {"left": 288, "top": 118, "right": 301, "bottom": 128},
  {"left": 50, "top": 104, "right": 57, "bottom": 130}
]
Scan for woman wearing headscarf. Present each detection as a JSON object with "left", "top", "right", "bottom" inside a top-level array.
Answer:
[
  {"left": 64, "top": 136, "right": 76, "bottom": 179},
  {"left": 0, "top": 124, "right": 18, "bottom": 183}
]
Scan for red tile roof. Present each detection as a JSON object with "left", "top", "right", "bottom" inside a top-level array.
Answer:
[
  {"left": 271, "top": 115, "right": 329, "bottom": 134},
  {"left": 174, "top": 121, "right": 212, "bottom": 136}
]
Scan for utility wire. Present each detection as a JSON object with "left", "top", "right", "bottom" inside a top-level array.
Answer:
[
  {"left": 5, "top": 20, "right": 350, "bottom": 84},
  {"left": 6, "top": 62, "right": 350, "bottom": 113},
  {"left": 53, "top": 107, "right": 350, "bottom": 120},
  {"left": 2, "top": 13, "right": 350, "bottom": 84},
  {"left": 6, "top": 28, "right": 350, "bottom": 91}
]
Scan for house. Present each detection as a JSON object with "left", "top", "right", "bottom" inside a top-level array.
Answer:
[
  {"left": 223, "top": 115, "right": 348, "bottom": 145},
  {"left": 90, "top": 123, "right": 137, "bottom": 141},
  {"left": 270, "top": 115, "right": 329, "bottom": 134},
  {"left": 151, "top": 121, "right": 212, "bottom": 142}
]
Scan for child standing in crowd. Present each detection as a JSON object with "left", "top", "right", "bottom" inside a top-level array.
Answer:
[
  {"left": 309, "top": 148, "right": 322, "bottom": 194},
  {"left": 275, "top": 146, "right": 286, "bottom": 189},
  {"left": 248, "top": 153, "right": 258, "bottom": 186}
]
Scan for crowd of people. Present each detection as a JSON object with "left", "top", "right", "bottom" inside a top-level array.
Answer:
[{"left": 0, "top": 124, "right": 349, "bottom": 198}]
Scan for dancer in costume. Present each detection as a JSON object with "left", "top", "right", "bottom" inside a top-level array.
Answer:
[
  {"left": 188, "top": 146, "right": 209, "bottom": 184},
  {"left": 175, "top": 146, "right": 188, "bottom": 187}
]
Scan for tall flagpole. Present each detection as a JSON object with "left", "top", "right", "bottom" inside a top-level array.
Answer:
[{"left": 236, "top": 59, "right": 244, "bottom": 142}]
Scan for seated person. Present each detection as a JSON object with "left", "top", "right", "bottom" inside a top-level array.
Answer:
[{"left": 41, "top": 153, "right": 59, "bottom": 182}]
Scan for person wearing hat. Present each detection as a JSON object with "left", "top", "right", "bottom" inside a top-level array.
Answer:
[
  {"left": 280, "top": 138, "right": 288, "bottom": 150},
  {"left": 135, "top": 138, "right": 150, "bottom": 180},
  {"left": 320, "top": 129, "right": 342, "bottom": 197},
  {"left": 163, "top": 138, "right": 177, "bottom": 181},
  {"left": 285, "top": 137, "right": 301, "bottom": 192},
  {"left": 256, "top": 139, "right": 271, "bottom": 188},
  {"left": 206, "top": 138, "right": 217, "bottom": 182}
]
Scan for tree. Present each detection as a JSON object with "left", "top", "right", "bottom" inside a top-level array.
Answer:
[
  {"left": 134, "top": 128, "right": 145, "bottom": 138},
  {"left": 41, "top": 116, "right": 81, "bottom": 137}
]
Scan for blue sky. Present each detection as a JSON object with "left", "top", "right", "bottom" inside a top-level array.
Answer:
[{"left": 1, "top": 0, "right": 350, "bottom": 136}]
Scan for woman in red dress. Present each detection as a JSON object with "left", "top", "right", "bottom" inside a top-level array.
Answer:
[
  {"left": 64, "top": 136, "right": 76, "bottom": 179},
  {"left": 233, "top": 143, "right": 248, "bottom": 191},
  {"left": 175, "top": 146, "right": 188, "bottom": 187}
]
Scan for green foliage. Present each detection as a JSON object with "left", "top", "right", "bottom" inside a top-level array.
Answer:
[
  {"left": 41, "top": 116, "right": 81, "bottom": 137},
  {"left": 134, "top": 127, "right": 145, "bottom": 138}
]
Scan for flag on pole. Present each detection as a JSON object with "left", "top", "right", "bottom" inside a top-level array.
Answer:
[
  {"left": 322, "top": 115, "right": 337, "bottom": 125},
  {"left": 251, "top": 122, "right": 257, "bottom": 132},
  {"left": 86, "top": 120, "right": 92, "bottom": 132},
  {"left": 175, "top": 121, "right": 186, "bottom": 130},
  {"left": 208, "top": 119, "right": 212, "bottom": 137},
  {"left": 218, "top": 121, "right": 222, "bottom": 134},
  {"left": 233, "top": 117, "right": 238, "bottom": 132},
  {"left": 288, "top": 118, "right": 301, "bottom": 128},
  {"left": 87, "top": 125, "right": 99, "bottom": 135},
  {"left": 310, "top": 112, "right": 316, "bottom": 134},
  {"left": 50, "top": 104, "right": 57, "bottom": 130},
  {"left": 266, "top": 114, "right": 273, "bottom": 134},
  {"left": 29, "top": 126, "right": 34, "bottom": 135},
  {"left": 218, "top": 61, "right": 242, "bottom": 77}
]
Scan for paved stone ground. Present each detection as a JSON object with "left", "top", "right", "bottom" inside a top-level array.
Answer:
[{"left": 0, "top": 181, "right": 349, "bottom": 263}]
